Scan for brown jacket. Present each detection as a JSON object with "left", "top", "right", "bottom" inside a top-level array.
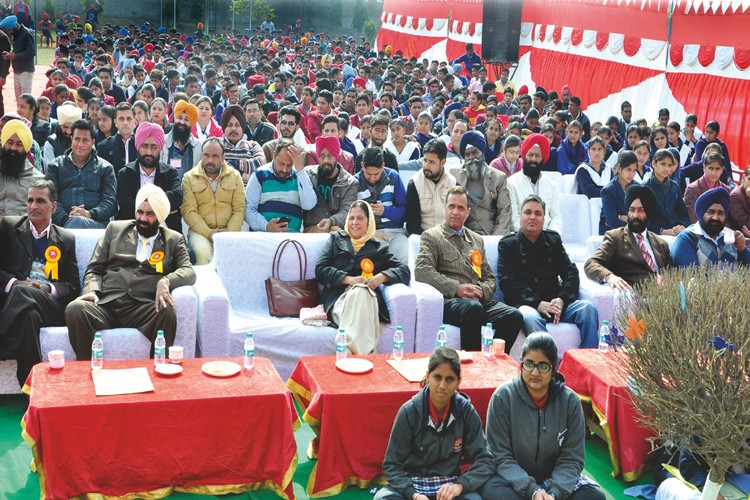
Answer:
[
  {"left": 450, "top": 165, "right": 512, "bottom": 236},
  {"left": 83, "top": 220, "right": 195, "bottom": 304},
  {"left": 584, "top": 226, "right": 671, "bottom": 286}
]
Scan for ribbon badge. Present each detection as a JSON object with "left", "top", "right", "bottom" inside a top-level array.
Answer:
[
  {"left": 149, "top": 251, "right": 165, "bottom": 273},
  {"left": 44, "top": 245, "right": 61, "bottom": 280},
  {"left": 360, "top": 258, "right": 374, "bottom": 279},
  {"left": 470, "top": 250, "right": 482, "bottom": 278}
]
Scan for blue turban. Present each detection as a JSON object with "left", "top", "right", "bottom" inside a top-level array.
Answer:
[
  {"left": 443, "top": 101, "right": 462, "bottom": 118},
  {"left": 84, "top": 34, "right": 94, "bottom": 43},
  {"left": 0, "top": 16, "right": 17, "bottom": 31},
  {"left": 119, "top": 28, "right": 129, "bottom": 36},
  {"left": 459, "top": 130, "right": 487, "bottom": 157},
  {"left": 185, "top": 36, "right": 194, "bottom": 44},
  {"left": 138, "top": 48, "right": 145, "bottom": 56},
  {"left": 695, "top": 186, "right": 730, "bottom": 220},
  {"left": 158, "top": 27, "right": 167, "bottom": 34},
  {"left": 141, "top": 24, "right": 149, "bottom": 32}
]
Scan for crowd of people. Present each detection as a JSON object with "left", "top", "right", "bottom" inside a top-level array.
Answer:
[{"left": 0, "top": 12, "right": 746, "bottom": 500}]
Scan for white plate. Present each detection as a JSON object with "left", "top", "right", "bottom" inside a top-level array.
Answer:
[
  {"left": 201, "top": 361, "right": 242, "bottom": 377},
  {"left": 155, "top": 363, "right": 183, "bottom": 376},
  {"left": 458, "top": 350, "right": 474, "bottom": 363},
  {"left": 335, "top": 358, "right": 374, "bottom": 374}
]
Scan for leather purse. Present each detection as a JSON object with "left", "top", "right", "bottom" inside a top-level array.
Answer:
[{"left": 265, "top": 239, "right": 320, "bottom": 317}]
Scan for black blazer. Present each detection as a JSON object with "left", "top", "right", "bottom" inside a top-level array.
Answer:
[
  {"left": 115, "top": 160, "right": 183, "bottom": 233},
  {"left": 315, "top": 231, "right": 410, "bottom": 324},
  {"left": 0, "top": 216, "right": 80, "bottom": 307},
  {"left": 105, "top": 83, "right": 127, "bottom": 104},
  {"left": 96, "top": 133, "right": 139, "bottom": 173}
]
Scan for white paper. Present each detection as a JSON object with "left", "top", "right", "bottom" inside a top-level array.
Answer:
[
  {"left": 386, "top": 357, "right": 430, "bottom": 383},
  {"left": 92, "top": 367, "right": 155, "bottom": 396}
]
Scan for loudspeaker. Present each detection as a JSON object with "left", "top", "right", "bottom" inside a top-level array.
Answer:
[{"left": 481, "top": 0, "right": 523, "bottom": 63}]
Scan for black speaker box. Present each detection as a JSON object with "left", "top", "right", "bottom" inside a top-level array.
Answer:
[{"left": 481, "top": 0, "right": 523, "bottom": 62}]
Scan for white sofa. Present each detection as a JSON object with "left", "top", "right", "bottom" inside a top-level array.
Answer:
[
  {"left": 193, "top": 232, "right": 418, "bottom": 380},
  {"left": 560, "top": 193, "right": 593, "bottom": 263},
  {"left": 0, "top": 228, "right": 198, "bottom": 394},
  {"left": 407, "top": 234, "right": 581, "bottom": 359}
]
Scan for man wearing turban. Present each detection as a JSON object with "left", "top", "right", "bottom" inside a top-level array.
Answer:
[
  {"left": 66, "top": 184, "right": 196, "bottom": 361},
  {"left": 220, "top": 103, "right": 265, "bottom": 184},
  {"left": 0, "top": 118, "right": 41, "bottom": 216},
  {"left": 585, "top": 184, "right": 672, "bottom": 289},
  {"left": 672, "top": 186, "right": 750, "bottom": 268},
  {"left": 161, "top": 99, "right": 202, "bottom": 177},
  {"left": 0, "top": 14, "right": 34, "bottom": 100},
  {"left": 42, "top": 102, "right": 81, "bottom": 167},
  {"left": 116, "top": 122, "right": 183, "bottom": 233}
]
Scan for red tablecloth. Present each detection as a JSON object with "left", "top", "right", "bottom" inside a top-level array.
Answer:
[
  {"left": 22, "top": 357, "right": 299, "bottom": 500},
  {"left": 287, "top": 353, "right": 519, "bottom": 497},
  {"left": 558, "top": 349, "right": 654, "bottom": 481}
]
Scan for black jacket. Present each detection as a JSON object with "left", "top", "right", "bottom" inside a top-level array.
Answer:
[
  {"left": 31, "top": 117, "right": 52, "bottom": 150},
  {"left": 245, "top": 122, "right": 276, "bottom": 146},
  {"left": 9, "top": 24, "right": 35, "bottom": 74},
  {"left": 115, "top": 160, "right": 183, "bottom": 233},
  {"left": 0, "top": 29, "right": 10, "bottom": 79},
  {"left": 96, "top": 133, "right": 138, "bottom": 173},
  {"left": 315, "top": 231, "right": 409, "bottom": 324},
  {"left": 497, "top": 229, "right": 579, "bottom": 309},
  {"left": 105, "top": 83, "right": 127, "bottom": 104}
]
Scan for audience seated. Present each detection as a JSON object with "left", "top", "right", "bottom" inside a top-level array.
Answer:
[
  {"left": 644, "top": 149, "right": 689, "bottom": 236},
  {"left": 405, "top": 139, "right": 456, "bottom": 236},
  {"left": 0, "top": 119, "right": 42, "bottom": 216}
]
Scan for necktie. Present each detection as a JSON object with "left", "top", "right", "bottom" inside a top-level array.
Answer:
[
  {"left": 137, "top": 236, "right": 150, "bottom": 262},
  {"left": 636, "top": 233, "right": 657, "bottom": 272}
]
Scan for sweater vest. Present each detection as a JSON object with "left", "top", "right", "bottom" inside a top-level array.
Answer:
[{"left": 256, "top": 169, "right": 303, "bottom": 232}]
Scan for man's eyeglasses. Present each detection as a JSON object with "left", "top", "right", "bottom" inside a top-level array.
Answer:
[
  {"left": 521, "top": 360, "right": 552, "bottom": 374},
  {"left": 279, "top": 120, "right": 296, "bottom": 127}
]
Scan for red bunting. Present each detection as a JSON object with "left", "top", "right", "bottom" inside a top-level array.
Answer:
[
  {"left": 698, "top": 45, "right": 715, "bottom": 67},
  {"left": 412, "top": 17, "right": 419, "bottom": 29},
  {"left": 735, "top": 47, "right": 750, "bottom": 70},
  {"left": 570, "top": 28, "right": 583, "bottom": 46},
  {"left": 425, "top": 18, "right": 433, "bottom": 31},
  {"left": 596, "top": 32, "right": 609, "bottom": 51},
  {"left": 538, "top": 24, "right": 547, "bottom": 41},
  {"left": 468, "top": 23, "right": 476, "bottom": 36},
  {"left": 670, "top": 44, "right": 684, "bottom": 66},
  {"left": 552, "top": 26, "right": 562, "bottom": 44},
  {"left": 623, "top": 35, "right": 641, "bottom": 57},
  {"left": 399, "top": 16, "right": 407, "bottom": 27}
]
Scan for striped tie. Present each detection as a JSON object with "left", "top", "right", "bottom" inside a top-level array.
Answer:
[{"left": 636, "top": 233, "right": 657, "bottom": 272}]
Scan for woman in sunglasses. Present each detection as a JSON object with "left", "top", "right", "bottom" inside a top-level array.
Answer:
[{"left": 481, "top": 333, "right": 605, "bottom": 500}]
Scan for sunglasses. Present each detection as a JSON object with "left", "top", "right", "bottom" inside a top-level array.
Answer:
[{"left": 521, "top": 360, "right": 552, "bottom": 374}]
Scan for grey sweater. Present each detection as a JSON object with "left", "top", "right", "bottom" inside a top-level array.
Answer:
[
  {"left": 382, "top": 386, "right": 494, "bottom": 498},
  {"left": 485, "top": 374, "right": 585, "bottom": 499}
]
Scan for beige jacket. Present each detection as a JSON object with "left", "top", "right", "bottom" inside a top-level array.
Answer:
[
  {"left": 451, "top": 165, "right": 512, "bottom": 236},
  {"left": 180, "top": 161, "right": 246, "bottom": 238}
]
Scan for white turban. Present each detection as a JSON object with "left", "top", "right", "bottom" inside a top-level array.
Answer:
[
  {"left": 57, "top": 103, "right": 83, "bottom": 125},
  {"left": 135, "top": 184, "right": 170, "bottom": 224}
]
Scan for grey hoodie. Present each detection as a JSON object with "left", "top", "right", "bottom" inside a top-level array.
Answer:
[
  {"left": 485, "top": 374, "right": 585, "bottom": 499},
  {"left": 382, "top": 386, "right": 494, "bottom": 499}
]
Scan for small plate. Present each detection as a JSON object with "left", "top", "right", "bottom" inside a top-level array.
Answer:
[
  {"left": 335, "top": 358, "right": 374, "bottom": 374},
  {"left": 155, "top": 363, "right": 183, "bottom": 376},
  {"left": 458, "top": 350, "right": 474, "bottom": 363},
  {"left": 202, "top": 361, "right": 242, "bottom": 377}
]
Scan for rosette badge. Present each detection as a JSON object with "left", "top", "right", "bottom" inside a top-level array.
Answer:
[
  {"left": 470, "top": 250, "right": 482, "bottom": 278},
  {"left": 44, "top": 246, "right": 61, "bottom": 280},
  {"left": 360, "top": 258, "right": 374, "bottom": 279},
  {"left": 149, "top": 251, "right": 165, "bottom": 273}
]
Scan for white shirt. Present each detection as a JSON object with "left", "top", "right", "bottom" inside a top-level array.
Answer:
[
  {"left": 139, "top": 165, "right": 156, "bottom": 186},
  {"left": 136, "top": 233, "right": 157, "bottom": 262},
  {"left": 634, "top": 231, "right": 658, "bottom": 271}
]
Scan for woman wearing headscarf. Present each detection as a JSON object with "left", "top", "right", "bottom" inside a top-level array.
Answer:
[{"left": 315, "top": 200, "right": 409, "bottom": 354}]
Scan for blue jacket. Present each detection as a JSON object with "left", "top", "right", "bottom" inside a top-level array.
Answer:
[
  {"left": 557, "top": 138, "right": 588, "bottom": 175},
  {"left": 694, "top": 137, "right": 732, "bottom": 185},
  {"left": 601, "top": 178, "right": 630, "bottom": 234},
  {"left": 644, "top": 176, "right": 690, "bottom": 234},
  {"left": 355, "top": 167, "right": 406, "bottom": 229}
]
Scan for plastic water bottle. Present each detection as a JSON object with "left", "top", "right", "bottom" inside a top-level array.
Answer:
[
  {"left": 598, "top": 321, "right": 611, "bottom": 352},
  {"left": 243, "top": 332, "right": 255, "bottom": 370},
  {"left": 481, "top": 323, "right": 493, "bottom": 357},
  {"left": 91, "top": 332, "right": 103, "bottom": 370},
  {"left": 154, "top": 330, "right": 166, "bottom": 366},
  {"left": 436, "top": 325, "right": 447, "bottom": 348},
  {"left": 392, "top": 326, "right": 404, "bottom": 360},
  {"left": 335, "top": 328, "right": 348, "bottom": 361}
]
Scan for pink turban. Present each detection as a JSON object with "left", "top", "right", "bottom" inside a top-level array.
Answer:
[
  {"left": 135, "top": 122, "right": 166, "bottom": 151},
  {"left": 316, "top": 135, "right": 340, "bottom": 159}
]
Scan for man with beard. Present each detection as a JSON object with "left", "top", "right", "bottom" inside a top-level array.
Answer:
[
  {"left": 0, "top": 179, "right": 79, "bottom": 386},
  {"left": 507, "top": 133, "right": 562, "bottom": 233},
  {"left": 263, "top": 106, "right": 305, "bottom": 162},
  {"left": 0, "top": 119, "right": 41, "bottom": 215},
  {"left": 498, "top": 195, "right": 599, "bottom": 349},
  {"left": 181, "top": 137, "right": 245, "bottom": 265},
  {"left": 353, "top": 114, "right": 398, "bottom": 174},
  {"left": 245, "top": 138, "right": 316, "bottom": 232},
  {"left": 116, "top": 122, "right": 183, "bottom": 233},
  {"left": 450, "top": 131, "right": 511, "bottom": 236},
  {"left": 44, "top": 119, "right": 116, "bottom": 229},
  {"left": 161, "top": 99, "right": 202, "bottom": 178},
  {"left": 305, "top": 115, "right": 355, "bottom": 174},
  {"left": 42, "top": 102, "right": 80, "bottom": 168},
  {"left": 65, "top": 184, "right": 195, "bottom": 361},
  {"left": 220, "top": 104, "right": 265, "bottom": 186},
  {"left": 97, "top": 102, "right": 138, "bottom": 174},
  {"left": 585, "top": 184, "right": 671, "bottom": 288},
  {"left": 355, "top": 147, "right": 408, "bottom": 263},
  {"left": 405, "top": 139, "right": 457, "bottom": 235},
  {"left": 672, "top": 187, "right": 750, "bottom": 267},
  {"left": 303, "top": 135, "right": 357, "bottom": 232}
]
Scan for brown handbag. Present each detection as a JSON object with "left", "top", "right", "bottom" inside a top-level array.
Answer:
[{"left": 265, "top": 239, "right": 320, "bottom": 317}]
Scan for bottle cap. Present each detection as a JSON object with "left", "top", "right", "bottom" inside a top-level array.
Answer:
[
  {"left": 157, "top": 330, "right": 164, "bottom": 336},
  {"left": 602, "top": 321, "right": 609, "bottom": 326},
  {"left": 94, "top": 332, "right": 102, "bottom": 338}
]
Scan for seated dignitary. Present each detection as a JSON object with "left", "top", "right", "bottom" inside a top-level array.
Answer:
[
  {"left": 507, "top": 133, "right": 562, "bottom": 233},
  {"left": 181, "top": 137, "right": 246, "bottom": 265},
  {"left": 315, "top": 200, "right": 409, "bottom": 354},
  {"left": 585, "top": 185, "right": 671, "bottom": 289},
  {"left": 245, "top": 138, "right": 316, "bottom": 232},
  {"left": 481, "top": 333, "right": 606, "bottom": 500},
  {"left": 0, "top": 180, "right": 79, "bottom": 385},
  {"left": 415, "top": 186, "right": 523, "bottom": 352},
  {"left": 404, "top": 139, "right": 456, "bottom": 235},
  {"left": 498, "top": 195, "right": 598, "bottom": 348},
  {"left": 45, "top": 119, "right": 117, "bottom": 229},
  {"left": 116, "top": 122, "right": 183, "bottom": 233},
  {"left": 450, "top": 130, "right": 512, "bottom": 236},
  {"left": 0, "top": 118, "right": 42, "bottom": 216},
  {"left": 376, "top": 347, "right": 493, "bottom": 500},
  {"left": 65, "top": 184, "right": 196, "bottom": 360},
  {"left": 672, "top": 187, "right": 750, "bottom": 268},
  {"left": 355, "top": 147, "right": 408, "bottom": 263},
  {"left": 303, "top": 135, "right": 357, "bottom": 232}
]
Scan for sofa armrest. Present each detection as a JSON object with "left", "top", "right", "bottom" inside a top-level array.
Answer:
[
  {"left": 578, "top": 272, "right": 615, "bottom": 329},
  {"left": 172, "top": 285, "right": 198, "bottom": 357},
  {"left": 193, "top": 264, "right": 231, "bottom": 357},
  {"left": 382, "top": 283, "right": 417, "bottom": 353},
  {"left": 411, "top": 280, "right": 446, "bottom": 353}
]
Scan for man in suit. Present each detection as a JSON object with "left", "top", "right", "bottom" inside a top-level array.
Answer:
[
  {"left": 65, "top": 184, "right": 196, "bottom": 360},
  {"left": 414, "top": 186, "right": 523, "bottom": 352},
  {"left": 0, "top": 179, "right": 79, "bottom": 385},
  {"left": 585, "top": 185, "right": 671, "bottom": 289}
]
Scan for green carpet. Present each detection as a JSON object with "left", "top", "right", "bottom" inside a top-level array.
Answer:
[{"left": 0, "top": 395, "right": 652, "bottom": 499}]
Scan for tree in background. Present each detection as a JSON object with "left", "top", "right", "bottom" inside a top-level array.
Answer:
[
  {"left": 230, "top": 0, "right": 275, "bottom": 29},
  {"left": 326, "top": 0, "right": 343, "bottom": 29}
]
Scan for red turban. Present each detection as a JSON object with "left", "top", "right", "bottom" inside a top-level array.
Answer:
[
  {"left": 518, "top": 84, "right": 529, "bottom": 95},
  {"left": 316, "top": 135, "right": 340, "bottom": 159},
  {"left": 352, "top": 77, "right": 366, "bottom": 88},
  {"left": 521, "top": 133, "right": 550, "bottom": 163}
]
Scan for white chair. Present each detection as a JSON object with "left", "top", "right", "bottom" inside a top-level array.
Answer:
[
  {"left": 589, "top": 197, "right": 603, "bottom": 237},
  {"left": 193, "top": 232, "right": 417, "bottom": 380},
  {"left": 544, "top": 171, "right": 564, "bottom": 194},
  {"left": 560, "top": 194, "right": 592, "bottom": 262},
  {"left": 562, "top": 174, "right": 576, "bottom": 194}
]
